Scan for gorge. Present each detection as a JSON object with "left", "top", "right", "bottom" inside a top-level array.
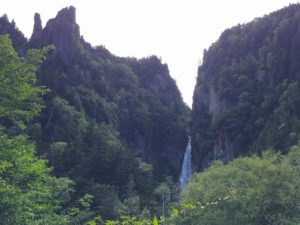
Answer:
[{"left": 1, "top": 3, "right": 300, "bottom": 224}]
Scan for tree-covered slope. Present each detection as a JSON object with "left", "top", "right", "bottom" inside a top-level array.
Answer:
[
  {"left": 0, "top": 6, "right": 190, "bottom": 219},
  {"left": 28, "top": 6, "right": 189, "bottom": 175},
  {"left": 0, "top": 15, "right": 27, "bottom": 54},
  {"left": 0, "top": 35, "right": 73, "bottom": 225},
  {"left": 192, "top": 4, "right": 300, "bottom": 169}
]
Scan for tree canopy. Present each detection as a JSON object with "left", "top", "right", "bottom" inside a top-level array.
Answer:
[
  {"left": 168, "top": 147, "right": 300, "bottom": 225},
  {"left": 0, "top": 35, "right": 71, "bottom": 224}
]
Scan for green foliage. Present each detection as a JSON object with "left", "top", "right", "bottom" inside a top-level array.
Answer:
[
  {"left": 87, "top": 215, "right": 160, "bottom": 225},
  {"left": 152, "top": 216, "right": 159, "bottom": 225},
  {"left": 21, "top": 8, "right": 190, "bottom": 220},
  {"left": 49, "top": 141, "right": 67, "bottom": 168},
  {"left": 167, "top": 148, "right": 300, "bottom": 224},
  {"left": 0, "top": 15, "right": 27, "bottom": 53},
  {"left": 80, "top": 194, "right": 94, "bottom": 208},
  {"left": 192, "top": 4, "right": 300, "bottom": 166},
  {"left": 0, "top": 35, "right": 72, "bottom": 224},
  {"left": 0, "top": 7, "right": 190, "bottom": 222},
  {"left": 0, "top": 35, "right": 49, "bottom": 126},
  {"left": 69, "top": 193, "right": 97, "bottom": 225},
  {"left": 0, "top": 133, "right": 71, "bottom": 224}
]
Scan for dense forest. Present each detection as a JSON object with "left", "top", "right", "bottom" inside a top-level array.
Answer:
[
  {"left": 0, "top": 3, "right": 300, "bottom": 225},
  {"left": 0, "top": 6, "right": 190, "bottom": 224},
  {"left": 193, "top": 3, "right": 300, "bottom": 169}
]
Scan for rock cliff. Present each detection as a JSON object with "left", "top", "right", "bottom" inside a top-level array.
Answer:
[
  {"left": 192, "top": 4, "right": 300, "bottom": 169},
  {"left": 29, "top": 6, "right": 80, "bottom": 61},
  {"left": 28, "top": 6, "right": 190, "bottom": 178}
]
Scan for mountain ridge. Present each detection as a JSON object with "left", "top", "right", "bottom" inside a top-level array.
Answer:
[
  {"left": 0, "top": 6, "right": 190, "bottom": 219},
  {"left": 192, "top": 3, "right": 300, "bottom": 169}
]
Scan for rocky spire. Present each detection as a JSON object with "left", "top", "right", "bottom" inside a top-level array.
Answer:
[
  {"left": 30, "top": 13, "right": 42, "bottom": 41},
  {"left": 56, "top": 6, "right": 76, "bottom": 24},
  {"left": 29, "top": 6, "right": 81, "bottom": 62}
]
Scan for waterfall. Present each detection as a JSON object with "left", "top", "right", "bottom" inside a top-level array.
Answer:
[{"left": 180, "top": 137, "right": 192, "bottom": 189}]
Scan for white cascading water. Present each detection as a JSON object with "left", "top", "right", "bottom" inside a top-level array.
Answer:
[{"left": 180, "top": 137, "right": 192, "bottom": 189}]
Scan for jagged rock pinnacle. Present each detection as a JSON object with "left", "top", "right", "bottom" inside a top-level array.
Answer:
[
  {"left": 29, "top": 6, "right": 81, "bottom": 61},
  {"left": 56, "top": 6, "right": 76, "bottom": 24},
  {"left": 30, "top": 13, "right": 42, "bottom": 41}
]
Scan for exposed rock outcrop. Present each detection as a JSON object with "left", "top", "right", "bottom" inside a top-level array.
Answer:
[
  {"left": 30, "top": 13, "right": 42, "bottom": 42},
  {"left": 29, "top": 6, "right": 80, "bottom": 61},
  {"left": 28, "top": 6, "right": 190, "bottom": 178}
]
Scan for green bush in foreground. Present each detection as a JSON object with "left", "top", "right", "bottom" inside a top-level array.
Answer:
[{"left": 168, "top": 147, "right": 300, "bottom": 225}]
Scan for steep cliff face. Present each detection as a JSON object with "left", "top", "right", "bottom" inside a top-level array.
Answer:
[
  {"left": 122, "top": 56, "right": 189, "bottom": 172},
  {"left": 192, "top": 4, "right": 300, "bottom": 169},
  {"left": 192, "top": 69, "right": 235, "bottom": 170},
  {"left": 27, "top": 6, "right": 189, "bottom": 178},
  {"left": 0, "top": 6, "right": 190, "bottom": 217},
  {"left": 29, "top": 6, "right": 80, "bottom": 61},
  {"left": 30, "top": 13, "right": 42, "bottom": 42}
]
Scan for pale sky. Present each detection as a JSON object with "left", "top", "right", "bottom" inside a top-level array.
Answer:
[{"left": 1, "top": 0, "right": 299, "bottom": 106}]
